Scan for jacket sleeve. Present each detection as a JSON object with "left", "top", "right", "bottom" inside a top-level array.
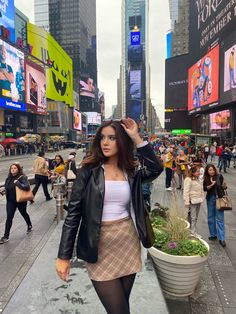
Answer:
[
  {"left": 136, "top": 143, "right": 163, "bottom": 183},
  {"left": 57, "top": 167, "right": 89, "bottom": 260},
  {"left": 183, "top": 177, "right": 191, "bottom": 205},
  {"left": 15, "top": 175, "right": 30, "bottom": 191}
]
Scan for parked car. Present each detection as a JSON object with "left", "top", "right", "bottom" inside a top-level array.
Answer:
[{"left": 61, "top": 141, "right": 81, "bottom": 149}]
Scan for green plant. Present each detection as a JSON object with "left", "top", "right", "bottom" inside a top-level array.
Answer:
[
  {"left": 153, "top": 228, "right": 170, "bottom": 248},
  {"left": 151, "top": 216, "right": 167, "bottom": 228}
]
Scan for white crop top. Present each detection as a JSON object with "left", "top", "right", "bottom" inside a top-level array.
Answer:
[{"left": 102, "top": 180, "right": 131, "bottom": 222}]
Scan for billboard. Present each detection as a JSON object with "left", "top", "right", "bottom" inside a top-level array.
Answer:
[
  {"left": 189, "top": 0, "right": 236, "bottom": 59},
  {"left": 130, "top": 31, "right": 141, "bottom": 45},
  {"left": 188, "top": 45, "right": 219, "bottom": 113},
  {"left": 130, "top": 70, "right": 141, "bottom": 100},
  {"left": 220, "top": 30, "right": 236, "bottom": 105},
  {"left": 80, "top": 75, "right": 95, "bottom": 98},
  {"left": 86, "top": 112, "right": 101, "bottom": 125},
  {"left": 25, "top": 60, "right": 47, "bottom": 115},
  {"left": 128, "top": 45, "right": 143, "bottom": 63},
  {"left": 27, "top": 23, "right": 73, "bottom": 107},
  {"left": 165, "top": 54, "right": 189, "bottom": 109},
  {"left": 0, "top": 39, "right": 25, "bottom": 111},
  {"left": 210, "top": 110, "right": 230, "bottom": 130},
  {"left": 73, "top": 109, "right": 82, "bottom": 131},
  {"left": 165, "top": 110, "right": 192, "bottom": 132},
  {"left": 126, "top": 100, "right": 142, "bottom": 121},
  {"left": 0, "top": 0, "right": 15, "bottom": 43}
]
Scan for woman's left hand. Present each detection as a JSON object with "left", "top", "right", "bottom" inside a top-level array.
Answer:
[{"left": 121, "top": 118, "right": 143, "bottom": 145}]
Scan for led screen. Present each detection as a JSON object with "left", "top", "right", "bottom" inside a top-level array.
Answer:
[
  {"left": 73, "top": 109, "right": 82, "bottom": 130},
  {"left": 210, "top": 110, "right": 230, "bottom": 130}
]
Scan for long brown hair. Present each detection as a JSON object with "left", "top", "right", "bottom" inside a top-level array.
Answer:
[
  {"left": 81, "top": 121, "right": 136, "bottom": 174},
  {"left": 204, "top": 163, "right": 218, "bottom": 183},
  {"left": 188, "top": 165, "right": 200, "bottom": 179},
  {"left": 8, "top": 163, "right": 24, "bottom": 177}
]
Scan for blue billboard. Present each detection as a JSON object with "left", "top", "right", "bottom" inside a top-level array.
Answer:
[
  {"left": 0, "top": 98, "right": 26, "bottom": 111},
  {"left": 166, "top": 32, "right": 172, "bottom": 59},
  {"left": 128, "top": 45, "right": 143, "bottom": 62},
  {"left": 0, "top": 0, "right": 15, "bottom": 43},
  {"left": 130, "top": 31, "right": 141, "bottom": 46},
  {"left": 126, "top": 100, "right": 142, "bottom": 121}
]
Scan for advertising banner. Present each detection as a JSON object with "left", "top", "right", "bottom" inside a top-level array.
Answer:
[
  {"left": 165, "top": 110, "right": 192, "bottom": 132},
  {"left": 189, "top": 0, "right": 236, "bottom": 59},
  {"left": 128, "top": 45, "right": 143, "bottom": 63},
  {"left": 126, "top": 100, "right": 142, "bottom": 121},
  {"left": 210, "top": 109, "right": 230, "bottom": 130},
  {"left": 86, "top": 112, "right": 101, "bottom": 125},
  {"left": 73, "top": 109, "right": 82, "bottom": 131},
  {"left": 165, "top": 54, "right": 189, "bottom": 109},
  {"left": 25, "top": 61, "right": 47, "bottom": 115},
  {"left": 130, "top": 31, "right": 141, "bottom": 45},
  {"left": 79, "top": 75, "right": 96, "bottom": 99},
  {"left": 0, "top": 0, "right": 15, "bottom": 43},
  {"left": 220, "top": 30, "right": 236, "bottom": 105},
  {"left": 188, "top": 45, "right": 219, "bottom": 113},
  {"left": 27, "top": 23, "right": 73, "bottom": 107},
  {"left": 130, "top": 70, "right": 141, "bottom": 100},
  {"left": 0, "top": 38, "right": 25, "bottom": 111}
]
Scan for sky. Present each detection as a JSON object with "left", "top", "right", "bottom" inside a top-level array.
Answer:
[{"left": 14, "top": 0, "right": 170, "bottom": 126}]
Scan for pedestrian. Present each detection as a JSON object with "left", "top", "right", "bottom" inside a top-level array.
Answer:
[
  {"left": 32, "top": 151, "right": 52, "bottom": 201},
  {"left": 183, "top": 166, "right": 204, "bottom": 238},
  {"left": 56, "top": 118, "right": 163, "bottom": 313},
  {"left": 232, "top": 144, "right": 236, "bottom": 168},
  {"left": 219, "top": 147, "right": 228, "bottom": 173},
  {"left": 65, "top": 152, "right": 77, "bottom": 181},
  {"left": 175, "top": 149, "right": 189, "bottom": 189},
  {"left": 0, "top": 163, "right": 33, "bottom": 244},
  {"left": 203, "top": 164, "right": 227, "bottom": 247},
  {"left": 163, "top": 147, "right": 174, "bottom": 191},
  {"left": 203, "top": 144, "right": 209, "bottom": 163},
  {"left": 210, "top": 144, "right": 216, "bottom": 162}
]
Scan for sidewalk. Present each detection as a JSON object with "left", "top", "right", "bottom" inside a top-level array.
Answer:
[
  {"left": 151, "top": 169, "right": 236, "bottom": 314},
  {"left": 1, "top": 186, "right": 168, "bottom": 313}
]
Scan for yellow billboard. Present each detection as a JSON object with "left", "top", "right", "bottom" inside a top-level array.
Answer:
[{"left": 27, "top": 23, "right": 73, "bottom": 107}]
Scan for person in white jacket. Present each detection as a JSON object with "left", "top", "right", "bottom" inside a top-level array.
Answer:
[{"left": 183, "top": 165, "right": 205, "bottom": 237}]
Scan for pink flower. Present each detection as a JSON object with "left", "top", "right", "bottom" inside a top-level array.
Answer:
[{"left": 167, "top": 242, "right": 177, "bottom": 249}]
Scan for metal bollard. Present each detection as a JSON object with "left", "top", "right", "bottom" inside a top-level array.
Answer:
[
  {"left": 67, "top": 181, "right": 73, "bottom": 202},
  {"left": 56, "top": 192, "right": 64, "bottom": 224}
]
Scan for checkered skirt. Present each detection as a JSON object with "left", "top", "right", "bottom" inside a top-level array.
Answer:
[{"left": 86, "top": 217, "right": 142, "bottom": 281}]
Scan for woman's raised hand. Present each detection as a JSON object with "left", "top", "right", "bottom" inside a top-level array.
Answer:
[{"left": 121, "top": 118, "right": 143, "bottom": 145}]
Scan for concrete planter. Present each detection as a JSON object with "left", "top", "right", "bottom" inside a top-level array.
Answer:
[{"left": 148, "top": 239, "right": 209, "bottom": 297}]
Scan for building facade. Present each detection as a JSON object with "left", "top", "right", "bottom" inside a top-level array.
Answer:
[{"left": 34, "top": 0, "right": 50, "bottom": 32}]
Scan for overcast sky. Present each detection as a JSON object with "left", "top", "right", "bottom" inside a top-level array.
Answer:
[{"left": 15, "top": 0, "right": 170, "bottom": 125}]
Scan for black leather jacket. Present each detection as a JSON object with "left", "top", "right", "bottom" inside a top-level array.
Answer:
[{"left": 58, "top": 143, "right": 163, "bottom": 263}]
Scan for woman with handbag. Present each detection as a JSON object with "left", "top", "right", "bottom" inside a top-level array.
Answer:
[
  {"left": 56, "top": 118, "right": 163, "bottom": 314},
  {"left": 0, "top": 163, "right": 33, "bottom": 244},
  {"left": 203, "top": 164, "right": 227, "bottom": 247},
  {"left": 176, "top": 149, "right": 189, "bottom": 189},
  {"left": 65, "top": 152, "right": 77, "bottom": 181},
  {"left": 183, "top": 165, "right": 204, "bottom": 238}
]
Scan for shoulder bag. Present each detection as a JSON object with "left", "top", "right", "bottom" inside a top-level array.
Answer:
[
  {"left": 216, "top": 191, "right": 232, "bottom": 210},
  {"left": 15, "top": 176, "right": 34, "bottom": 203},
  {"left": 67, "top": 162, "right": 76, "bottom": 180}
]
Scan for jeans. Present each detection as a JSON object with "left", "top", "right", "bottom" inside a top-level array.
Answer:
[
  {"left": 190, "top": 203, "right": 201, "bottom": 234},
  {"left": 32, "top": 174, "right": 50, "bottom": 199},
  {"left": 165, "top": 168, "right": 172, "bottom": 188},
  {"left": 230, "top": 68, "right": 236, "bottom": 88},
  {"left": 219, "top": 159, "right": 227, "bottom": 173},
  {"left": 207, "top": 195, "right": 225, "bottom": 240},
  {"left": 4, "top": 201, "right": 32, "bottom": 238}
]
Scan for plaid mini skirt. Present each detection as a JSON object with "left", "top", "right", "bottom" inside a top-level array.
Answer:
[{"left": 86, "top": 217, "right": 142, "bottom": 281}]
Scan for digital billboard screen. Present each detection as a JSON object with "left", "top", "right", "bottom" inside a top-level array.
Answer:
[
  {"left": 25, "top": 61, "right": 47, "bottom": 115},
  {"left": 0, "top": 0, "right": 15, "bottom": 43},
  {"left": 128, "top": 45, "right": 143, "bottom": 63},
  {"left": 188, "top": 45, "right": 219, "bottom": 113},
  {"left": 0, "top": 39, "right": 25, "bottom": 111},
  {"left": 86, "top": 112, "right": 101, "bottom": 125},
  {"left": 165, "top": 54, "right": 189, "bottom": 109},
  {"left": 165, "top": 110, "right": 192, "bottom": 132},
  {"left": 27, "top": 23, "right": 73, "bottom": 107},
  {"left": 80, "top": 75, "right": 96, "bottom": 99},
  {"left": 73, "top": 109, "right": 82, "bottom": 130},
  {"left": 126, "top": 100, "right": 142, "bottom": 121},
  {"left": 210, "top": 110, "right": 230, "bottom": 130},
  {"left": 189, "top": 0, "right": 236, "bottom": 59},
  {"left": 130, "top": 70, "right": 141, "bottom": 100},
  {"left": 130, "top": 31, "right": 141, "bottom": 45},
  {"left": 220, "top": 30, "right": 236, "bottom": 105}
]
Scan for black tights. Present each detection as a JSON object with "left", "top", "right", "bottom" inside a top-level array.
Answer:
[{"left": 92, "top": 273, "right": 136, "bottom": 314}]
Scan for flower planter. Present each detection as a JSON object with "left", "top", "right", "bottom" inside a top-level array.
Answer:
[{"left": 148, "top": 238, "right": 209, "bottom": 297}]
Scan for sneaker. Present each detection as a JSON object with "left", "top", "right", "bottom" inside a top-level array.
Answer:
[
  {"left": 208, "top": 236, "right": 217, "bottom": 240},
  {"left": 165, "top": 187, "right": 173, "bottom": 191},
  {"left": 219, "top": 240, "right": 226, "bottom": 247},
  {"left": 27, "top": 226, "right": 33, "bottom": 234},
  {"left": 0, "top": 237, "right": 9, "bottom": 244}
]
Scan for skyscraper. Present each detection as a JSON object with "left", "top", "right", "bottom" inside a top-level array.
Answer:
[
  {"left": 34, "top": 0, "right": 50, "bottom": 32},
  {"left": 121, "top": 0, "right": 150, "bottom": 128},
  {"left": 169, "top": 0, "right": 189, "bottom": 57}
]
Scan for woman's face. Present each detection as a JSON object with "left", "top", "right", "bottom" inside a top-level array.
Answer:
[
  {"left": 193, "top": 168, "right": 200, "bottom": 178},
  {"left": 208, "top": 166, "right": 215, "bottom": 177},
  {"left": 10, "top": 165, "right": 19, "bottom": 175},
  {"left": 55, "top": 157, "right": 61, "bottom": 165},
  {"left": 100, "top": 126, "right": 119, "bottom": 158}
]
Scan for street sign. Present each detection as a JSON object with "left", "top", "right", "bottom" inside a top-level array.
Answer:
[{"left": 171, "top": 129, "right": 192, "bottom": 135}]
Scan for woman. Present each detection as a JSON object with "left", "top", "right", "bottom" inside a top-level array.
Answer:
[
  {"left": 0, "top": 164, "right": 33, "bottom": 244},
  {"left": 175, "top": 149, "right": 189, "bottom": 189},
  {"left": 183, "top": 166, "right": 204, "bottom": 237},
  {"left": 203, "top": 164, "right": 227, "bottom": 247},
  {"left": 163, "top": 147, "right": 174, "bottom": 191},
  {"left": 65, "top": 152, "right": 77, "bottom": 181},
  {"left": 56, "top": 118, "right": 163, "bottom": 313},
  {"left": 51, "top": 155, "right": 65, "bottom": 176}
]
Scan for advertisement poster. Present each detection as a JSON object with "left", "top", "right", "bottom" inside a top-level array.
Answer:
[
  {"left": 188, "top": 45, "right": 219, "bottom": 112},
  {"left": 80, "top": 75, "right": 95, "bottom": 98},
  {"left": 126, "top": 100, "right": 142, "bottom": 121},
  {"left": 130, "top": 70, "right": 141, "bottom": 100},
  {"left": 27, "top": 23, "right": 73, "bottom": 107},
  {"left": 25, "top": 61, "right": 47, "bottom": 115},
  {"left": 0, "top": 39, "right": 25, "bottom": 110},
  {"left": 86, "top": 112, "right": 101, "bottom": 125},
  {"left": 224, "top": 44, "right": 236, "bottom": 92},
  {"left": 0, "top": 0, "right": 15, "bottom": 43},
  {"left": 128, "top": 45, "right": 143, "bottom": 63},
  {"left": 73, "top": 109, "right": 82, "bottom": 131},
  {"left": 210, "top": 110, "right": 230, "bottom": 130}
]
